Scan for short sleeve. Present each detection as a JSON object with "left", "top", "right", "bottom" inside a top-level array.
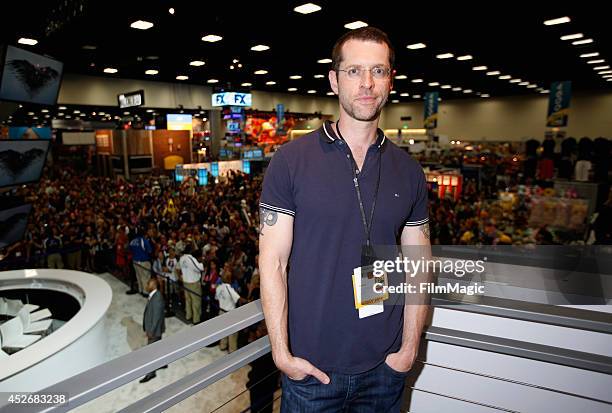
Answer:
[
  {"left": 259, "top": 150, "right": 296, "bottom": 217},
  {"left": 405, "top": 167, "right": 429, "bottom": 226}
]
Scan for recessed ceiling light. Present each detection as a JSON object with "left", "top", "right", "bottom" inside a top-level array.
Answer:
[
  {"left": 499, "top": 75, "right": 511, "bottom": 80},
  {"left": 41, "top": 109, "right": 49, "bottom": 113},
  {"left": 130, "top": 20, "right": 154, "bottom": 30},
  {"left": 145, "top": 56, "right": 159, "bottom": 60},
  {"left": 598, "top": 70, "right": 612, "bottom": 74},
  {"left": 202, "top": 34, "right": 223, "bottom": 42},
  {"left": 406, "top": 43, "right": 426, "bottom": 50},
  {"left": 602, "top": 75, "right": 612, "bottom": 78},
  {"left": 391, "top": 99, "right": 399, "bottom": 103},
  {"left": 326, "top": 91, "right": 335, "bottom": 96},
  {"left": 289, "top": 75, "right": 302, "bottom": 79},
  {"left": 390, "top": 90, "right": 397, "bottom": 94},
  {"left": 413, "top": 95, "right": 422, "bottom": 98},
  {"left": 510, "top": 79, "right": 521, "bottom": 83},
  {"left": 572, "top": 39, "right": 593, "bottom": 45},
  {"left": 251, "top": 44, "right": 270, "bottom": 52},
  {"left": 394, "top": 75, "right": 407, "bottom": 80},
  {"left": 560, "top": 33, "right": 583, "bottom": 41},
  {"left": 486, "top": 71, "right": 500, "bottom": 76},
  {"left": 190, "top": 60, "right": 205, "bottom": 66},
  {"left": 607, "top": 78, "right": 612, "bottom": 82},
  {"left": 73, "top": 110, "right": 80, "bottom": 114},
  {"left": 457, "top": 55, "right": 473, "bottom": 61},
  {"left": 241, "top": 82, "right": 252, "bottom": 87},
  {"left": 103, "top": 68, "right": 118, "bottom": 74},
  {"left": 145, "top": 69, "right": 159, "bottom": 75},
  {"left": 594, "top": 65, "right": 610, "bottom": 70},
  {"left": 412, "top": 78, "right": 423, "bottom": 83},
  {"left": 207, "top": 79, "right": 219, "bottom": 83},
  {"left": 428, "top": 82, "right": 440, "bottom": 86},
  {"left": 400, "top": 93, "right": 410, "bottom": 96},
  {"left": 18, "top": 38, "right": 38, "bottom": 45},
  {"left": 288, "top": 87, "right": 298, "bottom": 92},
  {"left": 294, "top": 3, "right": 322, "bottom": 14},
  {"left": 65, "top": 115, "right": 72, "bottom": 119},
  {"left": 519, "top": 81, "right": 529, "bottom": 86},
  {"left": 314, "top": 74, "right": 325, "bottom": 78},
  {"left": 436, "top": 53, "right": 454, "bottom": 59},
  {"left": 472, "top": 66, "right": 487, "bottom": 71},
  {"left": 254, "top": 70, "right": 268, "bottom": 75},
  {"left": 543, "top": 17, "right": 570, "bottom": 26},
  {"left": 441, "top": 85, "right": 451, "bottom": 89},
  {"left": 146, "top": 109, "right": 154, "bottom": 113},
  {"left": 344, "top": 21, "right": 368, "bottom": 30},
  {"left": 452, "top": 87, "right": 462, "bottom": 91},
  {"left": 169, "top": 7, "right": 175, "bottom": 14},
  {"left": 82, "top": 45, "right": 96, "bottom": 50},
  {"left": 59, "top": 106, "right": 67, "bottom": 110},
  {"left": 481, "top": 93, "right": 490, "bottom": 97},
  {"left": 587, "top": 59, "right": 605, "bottom": 64},
  {"left": 27, "top": 112, "right": 35, "bottom": 115},
  {"left": 580, "top": 52, "right": 599, "bottom": 58},
  {"left": 307, "top": 90, "right": 316, "bottom": 94},
  {"left": 527, "top": 84, "right": 537, "bottom": 88},
  {"left": 176, "top": 75, "right": 188, "bottom": 80},
  {"left": 266, "top": 81, "right": 276, "bottom": 85},
  {"left": 317, "top": 58, "right": 332, "bottom": 63},
  {"left": 540, "top": 89, "right": 550, "bottom": 93},
  {"left": 463, "top": 89, "right": 473, "bottom": 93}
]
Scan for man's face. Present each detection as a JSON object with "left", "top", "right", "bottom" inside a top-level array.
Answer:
[{"left": 329, "top": 39, "right": 393, "bottom": 122}]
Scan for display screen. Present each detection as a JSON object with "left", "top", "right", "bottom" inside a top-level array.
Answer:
[
  {"left": 167, "top": 114, "right": 193, "bottom": 131},
  {"left": 0, "top": 45, "right": 63, "bottom": 105},
  {"left": 0, "top": 203, "right": 32, "bottom": 249},
  {"left": 0, "top": 140, "right": 50, "bottom": 188},
  {"left": 118, "top": 89, "right": 145, "bottom": 108},
  {"left": 8, "top": 126, "right": 52, "bottom": 140}
]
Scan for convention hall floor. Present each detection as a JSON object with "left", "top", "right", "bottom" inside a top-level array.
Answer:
[{"left": 72, "top": 273, "right": 280, "bottom": 413}]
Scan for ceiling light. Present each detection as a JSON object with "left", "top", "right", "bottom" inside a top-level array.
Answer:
[
  {"left": 288, "top": 87, "right": 297, "bottom": 92},
  {"left": 457, "top": 55, "right": 473, "bottom": 61},
  {"left": 294, "top": 3, "right": 322, "bottom": 14},
  {"left": 560, "top": 33, "right": 583, "bottom": 41},
  {"left": 499, "top": 75, "right": 511, "bottom": 80},
  {"left": 314, "top": 74, "right": 325, "bottom": 78},
  {"left": 428, "top": 82, "right": 440, "bottom": 86},
  {"left": 390, "top": 90, "right": 397, "bottom": 94},
  {"left": 169, "top": 7, "right": 175, "bottom": 14},
  {"left": 436, "top": 53, "right": 454, "bottom": 59},
  {"left": 463, "top": 89, "right": 473, "bottom": 93},
  {"left": 266, "top": 81, "right": 276, "bottom": 85},
  {"left": 145, "top": 56, "right": 159, "bottom": 60},
  {"left": 527, "top": 84, "right": 537, "bottom": 88},
  {"left": 406, "top": 43, "right": 426, "bottom": 50},
  {"left": 145, "top": 69, "right": 158, "bottom": 75},
  {"left": 103, "top": 68, "right": 118, "bottom": 74},
  {"left": 394, "top": 75, "right": 407, "bottom": 80},
  {"left": 27, "top": 112, "right": 35, "bottom": 116},
  {"left": 190, "top": 60, "right": 205, "bottom": 66},
  {"left": 594, "top": 65, "right": 610, "bottom": 70},
  {"left": 41, "top": 109, "right": 49, "bottom": 113},
  {"left": 317, "top": 58, "right": 332, "bottom": 63},
  {"left": 289, "top": 75, "right": 302, "bottom": 79},
  {"left": 307, "top": 90, "right": 316, "bottom": 94},
  {"left": 481, "top": 94, "right": 490, "bottom": 98},
  {"left": 233, "top": 59, "right": 239, "bottom": 63},
  {"left": 598, "top": 70, "right": 612, "bottom": 74},
  {"left": 17, "top": 38, "right": 38, "bottom": 45},
  {"left": 176, "top": 75, "right": 188, "bottom": 80},
  {"left": 391, "top": 99, "right": 399, "bottom": 103},
  {"left": 146, "top": 109, "right": 154, "bottom": 113},
  {"left": 130, "top": 20, "right": 154, "bottom": 30},
  {"left": 241, "top": 82, "right": 252, "bottom": 87},
  {"left": 452, "top": 87, "right": 462, "bottom": 91},
  {"left": 510, "top": 79, "right": 521, "bottom": 83},
  {"left": 207, "top": 79, "right": 219, "bottom": 83},
  {"left": 543, "top": 17, "right": 570, "bottom": 26},
  {"left": 472, "top": 66, "right": 487, "bottom": 71},
  {"left": 587, "top": 59, "right": 605, "bottom": 64},
  {"left": 486, "top": 71, "right": 500, "bottom": 76},
  {"left": 412, "top": 78, "right": 423, "bottom": 83},
  {"left": 73, "top": 110, "right": 80, "bottom": 114},
  {"left": 202, "top": 34, "right": 223, "bottom": 42},
  {"left": 441, "top": 85, "right": 451, "bottom": 89},
  {"left": 540, "top": 89, "right": 549, "bottom": 93},
  {"left": 251, "top": 44, "right": 270, "bottom": 52},
  {"left": 580, "top": 52, "right": 599, "bottom": 58},
  {"left": 82, "top": 45, "right": 96, "bottom": 50},
  {"left": 327, "top": 91, "right": 335, "bottom": 95},
  {"left": 254, "top": 70, "right": 268, "bottom": 75},
  {"left": 602, "top": 75, "right": 612, "bottom": 78},
  {"left": 59, "top": 106, "right": 67, "bottom": 110},
  {"left": 413, "top": 95, "right": 422, "bottom": 98},
  {"left": 572, "top": 39, "right": 593, "bottom": 45},
  {"left": 519, "top": 81, "right": 529, "bottom": 85},
  {"left": 344, "top": 21, "right": 368, "bottom": 30},
  {"left": 607, "top": 78, "right": 612, "bottom": 82},
  {"left": 400, "top": 93, "right": 410, "bottom": 97}
]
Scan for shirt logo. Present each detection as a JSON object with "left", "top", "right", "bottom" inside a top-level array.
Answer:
[{"left": 394, "top": 193, "right": 400, "bottom": 198}]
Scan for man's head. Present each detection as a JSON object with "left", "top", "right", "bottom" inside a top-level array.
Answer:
[
  {"left": 329, "top": 27, "right": 395, "bottom": 122},
  {"left": 146, "top": 277, "right": 158, "bottom": 293}
]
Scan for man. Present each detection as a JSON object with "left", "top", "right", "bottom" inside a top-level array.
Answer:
[
  {"left": 259, "top": 27, "right": 430, "bottom": 412},
  {"left": 140, "top": 278, "right": 167, "bottom": 383},
  {"left": 129, "top": 227, "right": 153, "bottom": 296},
  {"left": 178, "top": 243, "right": 203, "bottom": 324},
  {"left": 44, "top": 227, "right": 64, "bottom": 269}
]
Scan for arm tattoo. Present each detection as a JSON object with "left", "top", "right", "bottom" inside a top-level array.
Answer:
[
  {"left": 419, "top": 223, "right": 430, "bottom": 240},
  {"left": 259, "top": 207, "right": 278, "bottom": 236}
]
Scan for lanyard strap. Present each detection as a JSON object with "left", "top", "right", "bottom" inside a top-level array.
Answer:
[{"left": 336, "top": 121, "right": 382, "bottom": 247}]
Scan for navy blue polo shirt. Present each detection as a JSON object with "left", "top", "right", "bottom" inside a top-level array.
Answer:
[{"left": 260, "top": 120, "right": 429, "bottom": 374}]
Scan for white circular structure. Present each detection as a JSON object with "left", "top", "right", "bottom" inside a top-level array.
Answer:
[{"left": 0, "top": 269, "right": 112, "bottom": 391}]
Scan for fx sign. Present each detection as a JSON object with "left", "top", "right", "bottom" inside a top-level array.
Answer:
[{"left": 212, "top": 92, "right": 252, "bottom": 107}]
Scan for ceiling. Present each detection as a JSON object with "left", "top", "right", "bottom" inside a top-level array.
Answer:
[{"left": 1, "top": 0, "right": 611, "bottom": 126}]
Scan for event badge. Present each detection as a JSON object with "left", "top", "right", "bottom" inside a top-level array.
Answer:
[{"left": 352, "top": 265, "right": 389, "bottom": 319}]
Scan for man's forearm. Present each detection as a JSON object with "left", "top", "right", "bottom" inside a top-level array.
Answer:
[
  {"left": 399, "top": 304, "right": 428, "bottom": 355},
  {"left": 260, "top": 261, "right": 291, "bottom": 365}
]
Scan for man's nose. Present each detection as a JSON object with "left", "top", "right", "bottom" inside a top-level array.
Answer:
[{"left": 360, "top": 70, "right": 374, "bottom": 88}]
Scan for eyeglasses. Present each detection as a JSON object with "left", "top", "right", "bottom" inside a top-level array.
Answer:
[{"left": 337, "top": 65, "right": 392, "bottom": 80}]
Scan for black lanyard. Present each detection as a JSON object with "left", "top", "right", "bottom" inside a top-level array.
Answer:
[{"left": 336, "top": 121, "right": 382, "bottom": 248}]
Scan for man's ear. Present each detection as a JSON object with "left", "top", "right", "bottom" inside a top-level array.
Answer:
[{"left": 328, "top": 70, "right": 338, "bottom": 95}]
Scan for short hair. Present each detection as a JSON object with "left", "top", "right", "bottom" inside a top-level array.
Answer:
[{"left": 331, "top": 27, "right": 395, "bottom": 71}]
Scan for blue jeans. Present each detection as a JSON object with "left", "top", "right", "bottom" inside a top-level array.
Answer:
[{"left": 280, "top": 361, "right": 408, "bottom": 412}]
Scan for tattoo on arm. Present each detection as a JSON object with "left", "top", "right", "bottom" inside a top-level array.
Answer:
[
  {"left": 259, "top": 207, "right": 278, "bottom": 236},
  {"left": 419, "top": 223, "right": 430, "bottom": 240}
]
